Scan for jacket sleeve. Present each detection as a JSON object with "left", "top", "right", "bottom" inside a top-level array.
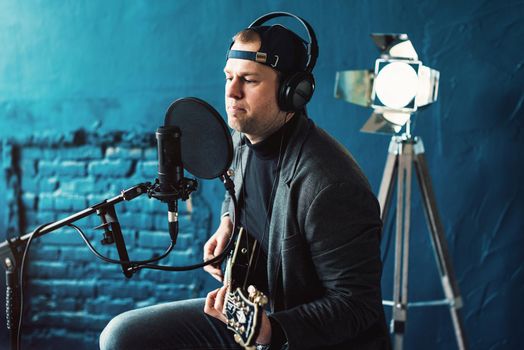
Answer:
[
  {"left": 220, "top": 191, "right": 231, "bottom": 218},
  {"left": 270, "top": 182, "right": 384, "bottom": 349}
]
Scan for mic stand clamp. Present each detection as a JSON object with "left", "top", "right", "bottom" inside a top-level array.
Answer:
[
  {"left": 147, "top": 178, "right": 198, "bottom": 244},
  {"left": 146, "top": 177, "right": 198, "bottom": 202}
]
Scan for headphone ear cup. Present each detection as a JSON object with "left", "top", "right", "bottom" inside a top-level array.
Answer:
[{"left": 278, "top": 72, "right": 315, "bottom": 111}]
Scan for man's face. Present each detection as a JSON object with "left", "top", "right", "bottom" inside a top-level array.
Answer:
[{"left": 224, "top": 40, "right": 289, "bottom": 143}]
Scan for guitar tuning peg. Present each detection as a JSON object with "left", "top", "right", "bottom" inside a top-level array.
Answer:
[
  {"left": 257, "top": 295, "right": 269, "bottom": 305},
  {"left": 247, "top": 285, "right": 256, "bottom": 296}
]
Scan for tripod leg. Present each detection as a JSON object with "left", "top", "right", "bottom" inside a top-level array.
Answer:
[
  {"left": 378, "top": 138, "right": 400, "bottom": 222},
  {"left": 413, "top": 142, "right": 469, "bottom": 350},
  {"left": 391, "top": 142, "right": 414, "bottom": 350}
]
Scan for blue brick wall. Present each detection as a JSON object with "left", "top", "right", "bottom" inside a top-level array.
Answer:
[
  {"left": 0, "top": 1, "right": 523, "bottom": 349},
  {"left": 2, "top": 131, "right": 212, "bottom": 349}
]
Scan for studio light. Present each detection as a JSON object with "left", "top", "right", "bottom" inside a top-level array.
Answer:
[
  {"left": 334, "top": 34, "right": 468, "bottom": 350},
  {"left": 334, "top": 33, "right": 440, "bottom": 134}
]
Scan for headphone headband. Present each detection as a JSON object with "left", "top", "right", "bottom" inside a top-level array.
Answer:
[{"left": 248, "top": 11, "right": 318, "bottom": 74}]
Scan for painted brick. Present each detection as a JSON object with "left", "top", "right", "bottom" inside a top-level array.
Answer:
[
  {"left": 88, "top": 159, "right": 133, "bottom": 177},
  {"left": 120, "top": 195, "right": 157, "bottom": 213},
  {"left": 34, "top": 210, "right": 56, "bottom": 227},
  {"left": 21, "top": 159, "right": 37, "bottom": 177},
  {"left": 21, "top": 175, "right": 39, "bottom": 192},
  {"left": 60, "top": 177, "right": 98, "bottom": 195},
  {"left": 173, "top": 233, "right": 193, "bottom": 250},
  {"left": 97, "top": 264, "right": 127, "bottom": 279},
  {"left": 138, "top": 230, "right": 173, "bottom": 249},
  {"left": 85, "top": 297, "right": 134, "bottom": 315},
  {"left": 52, "top": 193, "right": 88, "bottom": 212},
  {"left": 144, "top": 148, "right": 157, "bottom": 160},
  {"left": 30, "top": 296, "right": 79, "bottom": 313},
  {"left": 138, "top": 160, "right": 158, "bottom": 178},
  {"left": 163, "top": 248, "right": 197, "bottom": 266},
  {"left": 22, "top": 147, "right": 44, "bottom": 160},
  {"left": 31, "top": 311, "right": 108, "bottom": 331},
  {"left": 106, "top": 146, "right": 143, "bottom": 160},
  {"left": 96, "top": 280, "right": 152, "bottom": 300},
  {"left": 40, "top": 177, "right": 60, "bottom": 192},
  {"left": 25, "top": 209, "right": 40, "bottom": 229},
  {"left": 105, "top": 179, "right": 132, "bottom": 195},
  {"left": 27, "top": 330, "right": 99, "bottom": 350},
  {"left": 30, "top": 245, "right": 61, "bottom": 261},
  {"left": 119, "top": 211, "right": 154, "bottom": 230},
  {"left": 22, "top": 192, "right": 37, "bottom": 209},
  {"left": 141, "top": 269, "right": 198, "bottom": 285},
  {"left": 61, "top": 146, "right": 103, "bottom": 160},
  {"left": 154, "top": 284, "right": 197, "bottom": 301},
  {"left": 32, "top": 260, "right": 70, "bottom": 276},
  {"left": 39, "top": 160, "right": 87, "bottom": 177},
  {"left": 59, "top": 246, "right": 100, "bottom": 262},
  {"left": 126, "top": 247, "right": 157, "bottom": 261},
  {"left": 39, "top": 230, "right": 85, "bottom": 246},
  {"left": 30, "top": 279, "right": 97, "bottom": 298}
]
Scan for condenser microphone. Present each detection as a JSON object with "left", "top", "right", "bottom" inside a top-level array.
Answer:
[
  {"left": 155, "top": 125, "right": 183, "bottom": 243},
  {"left": 150, "top": 97, "right": 234, "bottom": 245}
]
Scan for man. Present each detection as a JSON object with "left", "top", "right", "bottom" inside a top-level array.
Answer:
[{"left": 100, "top": 15, "right": 389, "bottom": 350}]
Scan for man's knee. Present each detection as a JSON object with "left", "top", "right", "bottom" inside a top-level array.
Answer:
[{"left": 99, "top": 311, "right": 137, "bottom": 350}]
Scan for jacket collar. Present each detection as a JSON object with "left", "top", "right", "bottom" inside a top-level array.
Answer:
[{"left": 278, "top": 112, "right": 312, "bottom": 184}]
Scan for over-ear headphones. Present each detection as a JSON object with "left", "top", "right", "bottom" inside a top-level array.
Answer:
[{"left": 247, "top": 12, "right": 319, "bottom": 112}]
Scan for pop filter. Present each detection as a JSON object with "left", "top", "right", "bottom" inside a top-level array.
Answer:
[{"left": 164, "top": 97, "right": 233, "bottom": 179}]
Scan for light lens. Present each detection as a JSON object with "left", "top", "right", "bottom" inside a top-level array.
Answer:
[{"left": 374, "top": 62, "right": 419, "bottom": 109}]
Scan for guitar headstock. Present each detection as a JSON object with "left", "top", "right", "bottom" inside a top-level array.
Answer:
[{"left": 225, "top": 285, "right": 268, "bottom": 349}]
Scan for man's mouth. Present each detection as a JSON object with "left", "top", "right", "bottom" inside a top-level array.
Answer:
[{"left": 227, "top": 105, "right": 246, "bottom": 113}]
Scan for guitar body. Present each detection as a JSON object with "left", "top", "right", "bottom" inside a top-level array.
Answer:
[{"left": 224, "top": 228, "right": 268, "bottom": 349}]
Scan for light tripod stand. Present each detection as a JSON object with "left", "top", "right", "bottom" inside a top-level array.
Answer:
[{"left": 378, "top": 132, "right": 468, "bottom": 350}]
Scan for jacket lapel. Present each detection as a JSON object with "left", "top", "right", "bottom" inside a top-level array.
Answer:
[
  {"left": 267, "top": 114, "right": 312, "bottom": 309},
  {"left": 229, "top": 134, "right": 249, "bottom": 222}
]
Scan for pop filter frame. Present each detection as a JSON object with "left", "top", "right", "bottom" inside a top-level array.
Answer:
[{"left": 164, "top": 97, "right": 233, "bottom": 179}]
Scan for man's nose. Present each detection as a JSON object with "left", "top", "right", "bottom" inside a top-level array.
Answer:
[{"left": 226, "top": 77, "right": 243, "bottom": 99}]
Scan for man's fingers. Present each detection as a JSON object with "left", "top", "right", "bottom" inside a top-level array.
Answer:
[
  {"left": 215, "top": 237, "right": 228, "bottom": 256},
  {"left": 204, "top": 287, "right": 228, "bottom": 323},
  {"left": 214, "top": 285, "right": 228, "bottom": 315},
  {"left": 204, "top": 288, "right": 219, "bottom": 314},
  {"left": 203, "top": 265, "right": 224, "bottom": 282}
]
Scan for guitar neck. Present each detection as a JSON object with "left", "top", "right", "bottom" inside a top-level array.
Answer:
[{"left": 226, "top": 227, "right": 260, "bottom": 290}]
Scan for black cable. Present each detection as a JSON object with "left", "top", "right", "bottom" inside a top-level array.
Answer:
[
  {"left": 17, "top": 222, "right": 51, "bottom": 350},
  {"left": 67, "top": 224, "right": 174, "bottom": 265}
]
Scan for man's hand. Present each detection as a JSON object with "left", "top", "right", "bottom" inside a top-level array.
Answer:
[
  {"left": 203, "top": 216, "right": 233, "bottom": 282},
  {"left": 203, "top": 285, "right": 228, "bottom": 323},
  {"left": 203, "top": 285, "right": 272, "bottom": 345}
]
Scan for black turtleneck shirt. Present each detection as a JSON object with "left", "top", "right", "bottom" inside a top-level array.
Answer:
[{"left": 239, "top": 115, "right": 297, "bottom": 251}]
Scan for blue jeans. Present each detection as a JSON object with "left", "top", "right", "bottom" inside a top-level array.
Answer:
[{"left": 99, "top": 298, "right": 243, "bottom": 350}]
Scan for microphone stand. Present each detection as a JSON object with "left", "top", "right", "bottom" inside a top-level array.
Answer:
[{"left": 0, "top": 182, "right": 151, "bottom": 350}]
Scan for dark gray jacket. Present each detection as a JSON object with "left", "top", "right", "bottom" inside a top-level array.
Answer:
[{"left": 221, "top": 114, "right": 389, "bottom": 349}]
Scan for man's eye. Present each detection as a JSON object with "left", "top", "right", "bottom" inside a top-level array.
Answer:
[
  {"left": 244, "top": 78, "right": 257, "bottom": 84},
  {"left": 225, "top": 76, "right": 232, "bottom": 81}
]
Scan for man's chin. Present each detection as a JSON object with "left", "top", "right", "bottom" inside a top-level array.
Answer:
[{"left": 227, "top": 115, "right": 242, "bottom": 129}]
